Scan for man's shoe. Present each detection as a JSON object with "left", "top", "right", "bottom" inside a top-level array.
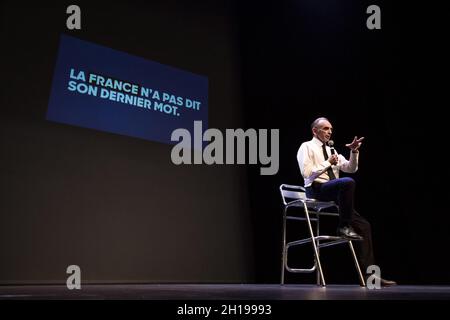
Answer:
[
  {"left": 380, "top": 278, "right": 397, "bottom": 287},
  {"left": 337, "top": 226, "right": 363, "bottom": 240},
  {"left": 366, "top": 276, "right": 397, "bottom": 287}
]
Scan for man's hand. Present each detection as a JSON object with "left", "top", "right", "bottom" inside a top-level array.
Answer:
[
  {"left": 346, "top": 136, "right": 364, "bottom": 152},
  {"left": 328, "top": 154, "right": 338, "bottom": 165}
]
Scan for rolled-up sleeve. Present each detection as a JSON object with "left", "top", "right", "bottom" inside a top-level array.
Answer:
[{"left": 338, "top": 151, "right": 359, "bottom": 173}]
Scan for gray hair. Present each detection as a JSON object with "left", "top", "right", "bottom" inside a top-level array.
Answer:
[{"left": 311, "top": 117, "right": 329, "bottom": 130}]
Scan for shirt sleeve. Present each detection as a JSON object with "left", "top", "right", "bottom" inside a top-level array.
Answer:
[{"left": 338, "top": 150, "right": 359, "bottom": 173}]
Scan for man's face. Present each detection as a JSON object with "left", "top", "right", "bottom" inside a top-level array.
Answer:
[{"left": 313, "top": 120, "right": 333, "bottom": 143}]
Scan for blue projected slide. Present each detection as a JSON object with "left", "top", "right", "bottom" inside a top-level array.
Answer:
[{"left": 47, "top": 34, "right": 208, "bottom": 144}]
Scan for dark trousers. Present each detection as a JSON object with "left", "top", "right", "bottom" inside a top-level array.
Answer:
[{"left": 306, "top": 177, "right": 375, "bottom": 272}]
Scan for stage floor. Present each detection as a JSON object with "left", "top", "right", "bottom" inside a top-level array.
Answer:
[{"left": 1, "top": 284, "right": 450, "bottom": 300}]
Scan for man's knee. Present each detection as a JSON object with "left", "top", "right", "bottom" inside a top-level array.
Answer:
[{"left": 339, "top": 177, "right": 355, "bottom": 189}]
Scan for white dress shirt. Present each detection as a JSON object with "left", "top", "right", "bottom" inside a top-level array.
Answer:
[{"left": 297, "top": 137, "right": 359, "bottom": 187}]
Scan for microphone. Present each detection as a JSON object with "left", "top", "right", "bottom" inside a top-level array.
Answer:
[{"left": 328, "top": 140, "right": 336, "bottom": 155}]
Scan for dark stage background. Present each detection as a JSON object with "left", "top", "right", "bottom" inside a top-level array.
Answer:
[
  {"left": 0, "top": 0, "right": 254, "bottom": 284},
  {"left": 240, "top": 0, "right": 449, "bottom": 285},
  {"left": 1, "top": 0, "right": 448, "bottom": 285}
]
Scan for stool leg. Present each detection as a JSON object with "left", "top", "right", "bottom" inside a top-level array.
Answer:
[
  {"left": 316, "top": 215, "right": 321, "bottom": 286},
  {"left": 281, "top": 208, "right": 287, "bottom": 284},
  {"left": 304, "top": 203, "right": 326, "bottom": 286},
  {"left": 348, "top": 241, "right": 366, "bottom": 287}
]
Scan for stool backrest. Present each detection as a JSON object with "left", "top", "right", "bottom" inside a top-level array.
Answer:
[{"left": 279, "top": 184, "right": 307, "bottom": 205}]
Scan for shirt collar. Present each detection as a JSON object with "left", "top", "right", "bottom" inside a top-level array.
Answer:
[{"left": 312, "top": 136, "right": 324, "bottom": 147}]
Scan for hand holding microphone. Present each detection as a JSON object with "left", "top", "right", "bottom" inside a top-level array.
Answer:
[{"left": 327, "top": 140, "right": 338, "bottom": 165}]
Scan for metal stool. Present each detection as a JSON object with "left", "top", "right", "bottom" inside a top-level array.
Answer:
[{"left": 280, "top": 184, "right": 366, "bottom": 286}]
